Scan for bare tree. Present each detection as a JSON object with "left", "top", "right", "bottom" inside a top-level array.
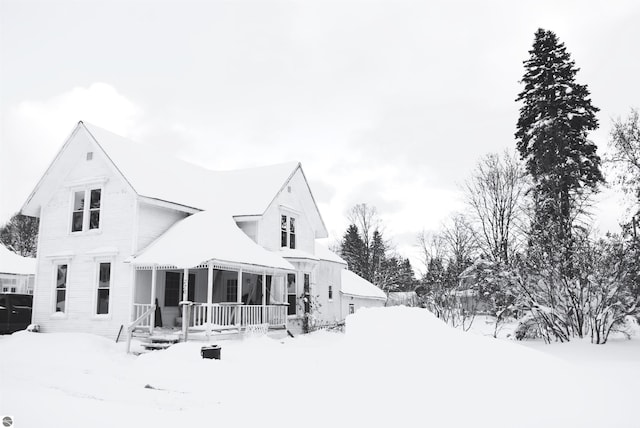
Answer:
[
  {"left": 0, "top": 213, "right": 39, "bottom": 257},
  {"left": 416, "top": 230, "right": 447, "bottom": 274},
  {"left": 441, "top": 214, "right": 477, "bottom": 271},
  {"left": 464, "top": 151, "right": 528, "bottom": 264},
  {"left": 608, "top": 108, "right": 640, "bottom": 212}
]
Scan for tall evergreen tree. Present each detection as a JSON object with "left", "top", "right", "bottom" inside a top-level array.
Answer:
[
  {"left": 339, "top": 224, "right": 366, "bottom": 278},
  {"left": 515, "top": 29, "right": 603, "bottom": 253},
  {"left": 369, "top": 229, "right": 386, "bottom": 282}
]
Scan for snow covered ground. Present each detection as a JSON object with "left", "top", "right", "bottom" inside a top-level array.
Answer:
[{"left": 1, "top": 307, "right": 638, "bottom": 428}]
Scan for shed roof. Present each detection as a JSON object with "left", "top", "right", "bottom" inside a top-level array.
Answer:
[
  {"left": 340, "top": 270, "right": 387, "bottom": 300},
  {"left": 0, "top": 245, "right": 36, "bottom": 276},
  {"left": 130, "top": 209, "right": 294, "bottom": 271}
]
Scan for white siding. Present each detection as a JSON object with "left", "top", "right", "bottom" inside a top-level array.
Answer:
[
  {"left": 258, "top": 169, "right": 317, "bottom": 253},
  {"left": 314, "top": 260, "right": 344, "bottom": 324},
  {"left": 341, "top": 295, "right": 386, "bottom": 317},
  {"left": 136, "top": 202, "right": 188, "bottom": 252},
  {"left": 32, "top": 130, "right": 137, "bottom": 340}
]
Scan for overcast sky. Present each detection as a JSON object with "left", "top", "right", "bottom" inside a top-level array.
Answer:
[{"left": 1, "top": 0, "right": 639, "bottom": 272}]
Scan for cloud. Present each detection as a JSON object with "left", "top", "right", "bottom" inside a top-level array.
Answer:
[{"left": 0, "top": 83, "right": 144, "bottom": 221}]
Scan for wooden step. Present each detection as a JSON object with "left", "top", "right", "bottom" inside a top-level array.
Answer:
[{"left": 142, "top": 342, "right": 174, "bottom": 351}]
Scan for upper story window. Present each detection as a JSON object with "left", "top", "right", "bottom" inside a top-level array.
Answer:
[
  {"left": 281, "top": 215, "right": 296, "bottom": 249},
  {"left": 71, "top": 188, "right": 101, "bottom": 232}
]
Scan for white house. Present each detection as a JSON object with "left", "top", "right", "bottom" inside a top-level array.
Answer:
[
  {"left": 0, "top": 245, "right": 36, "bottom": 294},
  {"left": 21, "top": 121, "right": 386, "bottom": 342}
]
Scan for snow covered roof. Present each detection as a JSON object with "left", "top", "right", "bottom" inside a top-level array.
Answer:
[
  {"left": 340, "top": 270, "right": 387, "bottom": 301},
  {"left": 131, "top": 210, "right": 295, "bottom": 270},
  {"left": 314, "top": 242, "right": 347, "bottom": 265},
  {"left": 0, "top": 245, "right": 36, "bottom": 275},
  {"left": 84, "top": 123, "right": 299, "bottom": 216}
]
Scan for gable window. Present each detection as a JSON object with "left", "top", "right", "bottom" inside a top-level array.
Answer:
[
  {"left": 281, "top": 215, "right": 296, "bottom": 249},
  {"left": 55, "top": 264, "right": 68, "bottom": 312},
  {"left": 71, "top": 188, "right": 101, "bottom": 232},
  {"left": 328, "top": 285, "right": 333, "bottom": 301},
  {"left": 287, "top": 273, "right": 297, "bottom": 316},
  {"left": 96, "top": 262, "right": 111, "bottom": 315}
]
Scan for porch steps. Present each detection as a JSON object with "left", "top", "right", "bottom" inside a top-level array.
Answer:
[{"left": 141, "top": 335, "right": 180, "bottom": 352}]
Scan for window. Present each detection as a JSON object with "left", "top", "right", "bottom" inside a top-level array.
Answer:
[
  {"left": 281, "top": 215, "right": 287, "bottom": 247},
  {"left": 165, "top": 272, "right": 195, "bottom": 307},
  {"left": 96, "top": 262, "right": 110, "bottom": 314},
  {"left": 280, "top": 215, "right": 296, "bottom": 249},
  {"left": 226, "top": 279, "right": 238, "bottom": 302},
  {"left": 349, "top": 304, "right": 355, "bottom": 314},
  {"left": 10, "top": 287, "right": 16, "bottom": 293},
  {"left": 303, "top": 273, "right": 310, "bottom": 314},
  {"left": 289, "top": 218, "right": 296, "bottom": 249},
  {"left": 328, "top": 285, "right": 333, "bottom": 301},
  {"left": 71, "top": 188, "right": 101, "bottom": 232},
  {"left": 2, "top": 287, "right": 7, "bottom": 292},
  {"left": 55, "top": 264, "right": 68, "bottom": 312},
  {"left": 287, "top": 273, "right": 297, "bottom": 316}
]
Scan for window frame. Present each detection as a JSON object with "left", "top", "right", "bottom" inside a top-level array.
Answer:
[
  {"left": 287, "top": 273, "right": 297, "bottom": 316},
  {"left": 328, "top": 285, "right": 333, "bottom": 301},
  {"left": 280, "top": 214, "right": 297, "bottom": 250},
  {"left": 94, "top": 260, "right": 113, "bottom": 317},
  {"left": 69, "top": 186, "right": 103, "bottom": 234},
  {"left": 52, "top": 262, "right": 69, "bottom": 315}
]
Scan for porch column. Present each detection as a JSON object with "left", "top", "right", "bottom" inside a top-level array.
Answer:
[
  {"left": 262, "top": 272, "right": 267, "bottom": 324},
  {"left": 150, "top": 265, "right": 157, "bottom": 335},
  {"left": 236, "top": 268, "right": 243, "bottom": 327},
  {"left": 182, "top": 268, "right": 189, "bottom": 341},
  {"left": 206, "top": 262, "right": 213, "bottom": 339}
]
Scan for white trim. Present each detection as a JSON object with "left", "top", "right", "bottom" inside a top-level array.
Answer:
[
  {"left": 45, "top": 251, "right": 75, "bottom": 261},
  {"left": 340, "top": 291, "right": 387, "bottom": 301},
  {"left": 68, "top": 186, "right": 104, "bottom": 235},
  {"left": 233, "top": 215, "right": 262, "bottom": 222},
  {"left": 51, "top": 262, "right": 70, "bottom": 316},
  {"left": 93, "top": 258, "right": 114, "bottom": 317},
  {"left": 138, "top": 196, "right": 200, "bottom": 214},
  {"left": 279, "top": 204, "right": 301, "bottom": 215},
  {"left": 64, "top": 176, "right": 109, "bottom": 189}
]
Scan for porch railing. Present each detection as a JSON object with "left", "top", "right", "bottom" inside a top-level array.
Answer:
[
  {"left": 188, "top": 304, "right": 287, "bottom": 329},
  {"left": 127, "top": 304, "right": 156, "bottom": 354},
  {"left": 133, "top": 303, "right": 154, "bottom": 328}
]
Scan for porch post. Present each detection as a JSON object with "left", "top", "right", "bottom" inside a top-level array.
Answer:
[
  {"left": 206, "top": 262, "right": 213, "bottom": 339},
  {"left": 262, "top": 271, "right": 267, "bottom": 324},
  {"left": 150, "top": 265, "right": 157, "bottom": 335},
  {"left": 182, "top": 268, "right": 189, "bottom": 341},
  {"left": 236, "top": 268, "right": 243, "bottom": 327}
]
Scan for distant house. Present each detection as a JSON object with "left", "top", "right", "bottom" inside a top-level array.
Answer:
[
  {"left": 20, "top": 121, "right": 386, "bottom": 342},
  {"left": 386, "top": 291, "right": 419, "bottom": 307},
  {"left": 0, "top": 245, "right": 36, "bottom": 294}
]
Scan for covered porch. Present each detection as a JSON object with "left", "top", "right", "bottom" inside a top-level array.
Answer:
[
  {"left": 132, "top": 262, "right": 289, "bottom": 334},
  {"left": 126, "top": 210, "right": 296, "bottom": 349}
]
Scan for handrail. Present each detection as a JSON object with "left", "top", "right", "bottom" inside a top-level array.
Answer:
[{"left": 126, "top": 304, "right": 156, "bottom": 354}]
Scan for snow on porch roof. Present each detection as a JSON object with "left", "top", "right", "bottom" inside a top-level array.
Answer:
[
  {"left": 131, "top": 210, "right": 295, "bottom": 271},
  {"left": 0, "top": 245, "right": 36, "bottom": 276},
  {"left": 340, "top": 270, "right": 387, "bottom": 300},
  {"left": 84, "top": 123, "right": 299, "bottom": 216}
]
